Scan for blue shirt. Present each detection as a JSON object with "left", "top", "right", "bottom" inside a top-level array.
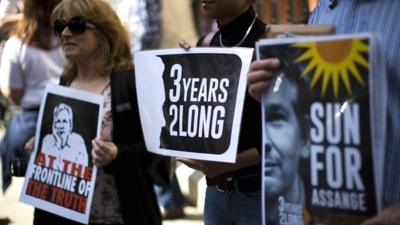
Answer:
[{"left": 309, "top": 0, "right": 400, "bottom": 207}]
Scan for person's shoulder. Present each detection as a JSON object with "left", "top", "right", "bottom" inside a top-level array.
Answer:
[
  {"left": 196, "top": 31, "right": 218, "bottom": 47},
  {"left": 3, "top": 36, "right": 51, "bottom": 60},
  {"left": 0, "top": 36, "right": 19, "bottom": 63},
  {"left": 3, "top": 35, "right": 22, "bottom": 52},
  {"left": 4, "top": 35, "right": 19, "bottom": 43}
]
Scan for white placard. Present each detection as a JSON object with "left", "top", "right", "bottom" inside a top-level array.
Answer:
[
  {"left": 20, "top": 84, "right": 104, "bottom": 224},
  {"left": 134, "top": 47, "right": 253, "bottom": 162}
]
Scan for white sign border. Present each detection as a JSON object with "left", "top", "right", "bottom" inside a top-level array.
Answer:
[
  {"left": 20, "top": 84, "right": 104, "bottom": 224},
  {"left": 134, "top": 47, "right": 254, "bottom": 163}
]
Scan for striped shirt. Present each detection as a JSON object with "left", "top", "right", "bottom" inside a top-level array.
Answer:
[{"left": 309, "top": 0, "right": 400, "bottom": 207}]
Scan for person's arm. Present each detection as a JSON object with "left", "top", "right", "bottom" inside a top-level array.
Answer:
[
  {"left": 247, "top": 58, "right": 280, "bottom": 102},
  {"left": 0, "top": 87, "right": 22, "bottom": 104},
  {"left": 176, "top": 147, "right": 260, "bottom": 178},
  {"left": 0, "top": 37, "right": 24, "bottom": 105},
  {"left": 360, "top": 203, "right": 400, "bottom": 225},
  {"left": 24, "top": 136, "right": 35, "bottom": 154},
  {"left": 102, "top": 70, "right": 153, "bottom": 175},
  {"left": 91, "top": 138, "right": 118, "bottom": 167}
]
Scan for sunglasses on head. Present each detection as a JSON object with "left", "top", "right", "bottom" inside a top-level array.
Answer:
[{"left": 53, "top": 16, "right": 95, "bottom": 36}]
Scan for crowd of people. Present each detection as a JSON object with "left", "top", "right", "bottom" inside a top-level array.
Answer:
[{"left": 0, "top": 0, "right": 399, "bottom": 225}]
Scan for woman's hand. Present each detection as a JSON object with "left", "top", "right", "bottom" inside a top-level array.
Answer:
[
  {"left": 178, "top": 40, "right": 191, "bottom": 50},
  {"left": 91, "top": 138, "right": 118, "bottom": 167},
  {"left": 1, "top": 87, "right": 23, "bottom": 105},
  {"left": 247, "top": 58, "right": 280, "bottom": 102},
  {"left": 361, "top": 203, "right": 400, "bottom": 225},
  {"left": 24, "top": 137, "right": 35, "bottom": 154}
]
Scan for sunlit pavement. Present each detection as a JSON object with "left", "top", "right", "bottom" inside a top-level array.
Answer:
[
  {"left": 0, "top": 177, "right": 204, "bottom": 225},
  {"left": 0, "top": 177, "right": 34, "bottom": 225},
  {"left": 163, "top": 206, "right": 203, "bottom": 225},
  {"left": 0, "top": 135, "right": 205, "bottom": 225}
]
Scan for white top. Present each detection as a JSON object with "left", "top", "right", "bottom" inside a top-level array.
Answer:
[
  {"left": 0, "top": 36, "right": 64, "bottom": 108},
  {"left": 0, "top": 0, "right": 22, "bottom": 18}
]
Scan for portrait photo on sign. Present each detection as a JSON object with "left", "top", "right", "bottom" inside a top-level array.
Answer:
[
  {"left": 259, "top": 34, "right": 387, "bottom": 225},
  {"left": 20, "top": 84, "right": 104, "bottom": 224},
  {"left": 134, "top": 47, "right": 254, "bottom": 163},
  {"left": 40, "top": 101, "right": 89, "bottom": 167}
]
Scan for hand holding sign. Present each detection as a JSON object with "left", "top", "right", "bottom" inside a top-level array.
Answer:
[
  {"left": 247, "top": 58, "right": 280, "bottom": 102},
  {"left": 178, "top": 40, "right": 191, "bottom": 50},
  {"left": 25, "top": 137, "right": 35, "bottom": 154},
  {"left": 20, "top": 84, "right": 103, "bottom": 224},
  {"left": 91, "top": 138, "right": 118, "bottom": 167},
  {"left": 134, "top": 48, "right": 254, "bottom": 162},
  {"left": 361, "top": 203, "right": 400, "bottom": 225},
  {"left": 258, "top": 34, "right": 387, "bottom": 225}
]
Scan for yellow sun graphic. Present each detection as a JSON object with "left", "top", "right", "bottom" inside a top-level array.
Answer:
[{"left": 293, "top": 39, "right": 369, "bottom": 97}]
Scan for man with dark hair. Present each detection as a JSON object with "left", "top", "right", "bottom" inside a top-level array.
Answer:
[{"left": 262, "top": 65, "right": 311, "bottom": 224}]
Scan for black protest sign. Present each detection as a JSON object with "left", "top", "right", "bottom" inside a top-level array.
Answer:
[
  {"left": 135, "top": 48, "right": 254, "bottom": 162},
  {"left": 259, "top": 34, "right": 385, "bottom": 225}
]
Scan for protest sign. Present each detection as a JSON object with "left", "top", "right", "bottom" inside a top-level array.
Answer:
[
  {"left": 20, "top": 84, "right": 103, "bottom": 224},
  {"left": 135, "top": 48, "right": 253, "bottom": 162},
  {"left": 259, "top": 34, "right": 387, "bottom": 225}
]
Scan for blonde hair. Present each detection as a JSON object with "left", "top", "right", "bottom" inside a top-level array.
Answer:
[
  {"left": 12, "top": 0, "right": 61, "bottom": 49},
  {"left": 50, "top": 0, "right": 133, "bottom": 78}
]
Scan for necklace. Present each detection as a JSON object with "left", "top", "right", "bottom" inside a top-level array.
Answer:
[{"left": 219, "top": 14, "right": 258, "bottom": 47}]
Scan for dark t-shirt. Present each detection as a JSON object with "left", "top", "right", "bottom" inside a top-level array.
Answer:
[{"left": 199, "top": 8, "right": 266, "bottom": 189}]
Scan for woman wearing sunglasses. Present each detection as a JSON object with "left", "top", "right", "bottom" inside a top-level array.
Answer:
[
  {"left": 33, "top": 0, "right": 162, "bottom": 224},
  {"left": 0, "top": 0, "right": 64, "bottom": 192}
]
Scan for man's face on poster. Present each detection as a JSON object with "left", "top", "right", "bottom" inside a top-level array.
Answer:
[
  {"left": 54, "top": 109, "right": 71, "bottom": 137},
  {"left": 263, "top": 78, "right": 308, "bottom": 199}
]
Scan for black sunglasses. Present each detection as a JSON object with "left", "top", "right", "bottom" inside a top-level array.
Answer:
[{"left": 53, "top": 16, "right": 95, "bottom": 36}]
